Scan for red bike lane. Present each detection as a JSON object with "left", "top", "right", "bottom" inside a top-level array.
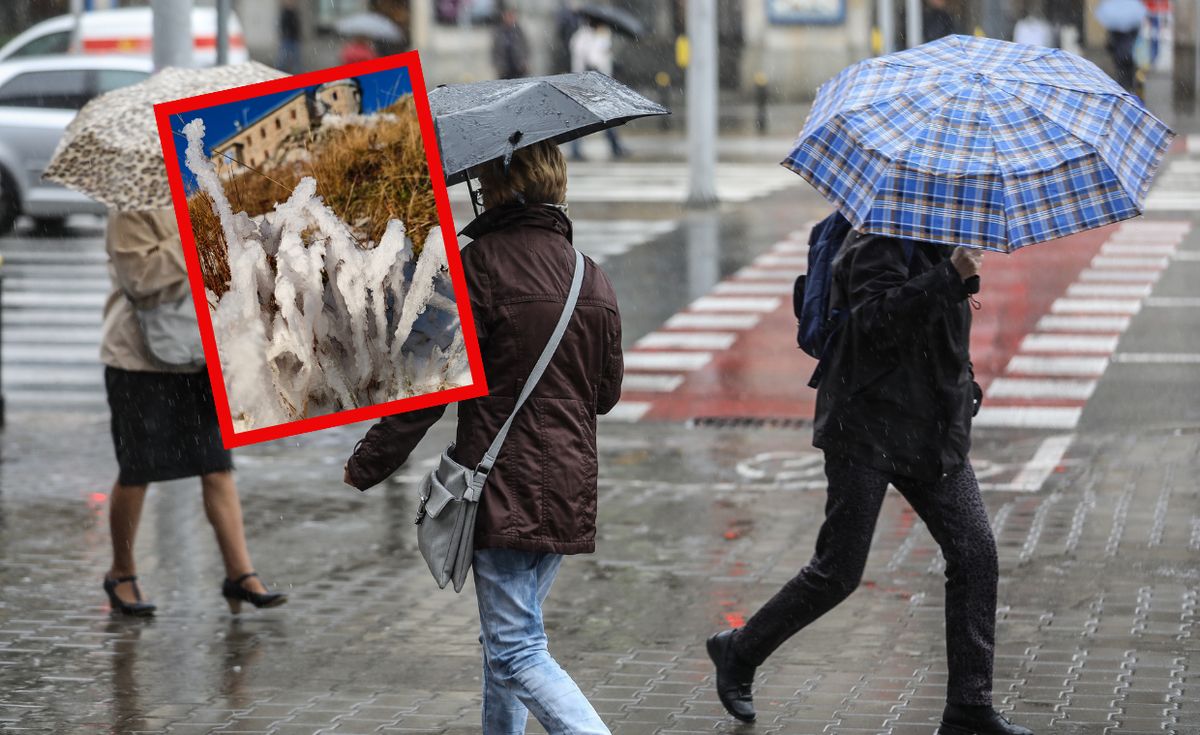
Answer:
[{"left": 614, "top": 218, "right": 1188, "bottom": 427}]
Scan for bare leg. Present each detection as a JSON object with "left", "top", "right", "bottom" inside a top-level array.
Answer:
[
  {"left": 200, "top": 471, "right": 266, "bottom": 594},
  {"left": 107, "top": 481, "right": 149, "bottom": 604}
]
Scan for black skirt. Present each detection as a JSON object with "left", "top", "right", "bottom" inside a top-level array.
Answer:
[{"left": 105, "top": 366, "right": 234, "bottom": 485}]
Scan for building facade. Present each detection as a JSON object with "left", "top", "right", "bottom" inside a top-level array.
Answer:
[{"left": 210, "top": 78, "right": 362, "bottom": 177}]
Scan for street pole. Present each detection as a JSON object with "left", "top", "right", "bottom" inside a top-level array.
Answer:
[
  {"left": 1195, "top": 0, "right": 1200, "bottom": 116},
  {"left": 905, "top": 0, "right": 922, "bottom": 48},
  {"left": 69, "top": 0, "right": 84, "bottom": 53},
  {"left": 877, "top": 0, "right": 895, "bottom": 54},
  {"left": 152, "top": 0, "right": 195, "bottom": 71},
  {"left": 411, "top": 0, "right": 431, "bottom": 52},
  {"left": 216, "top": 0, "right": 231, "bottom": 66},
  {"left": 686, "top": 0, "right": 718, "bottom": 207}
]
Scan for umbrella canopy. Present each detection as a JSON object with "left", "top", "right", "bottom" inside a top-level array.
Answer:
[
  {"left": 429, "top": 71, "right": 668, "bottom": 186},
  {"left": 1094, "top": 0, "right": 1147, "bottom": 32},
  {"left": 334, "top": 12, "right": 405, "bottom": 43},
  {"left": 576, "top": 4, "right": 645, "bottom": 38},
  {"left": 784, "top": 35, "right": 1174, "bottom": 253},
  {"left": 44, "top": 62, "right": 285, "bottom": 212}
]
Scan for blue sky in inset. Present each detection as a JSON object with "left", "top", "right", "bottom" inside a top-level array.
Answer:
[{"left": 168, "top": 66, "right": 412, "bottom": 194}]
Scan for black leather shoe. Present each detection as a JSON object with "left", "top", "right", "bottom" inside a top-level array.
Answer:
[
  {"left": 938, "top": 704, "right": 1034, "bottom": 735},
  {"left": 221, "top": 572, "right": 287, "bottom": 614},
  {"left": 706, "top": 629, "right": 756, "bottom": 723},
  {"left": 103, "top": 575, "right": 156, "bottom": 617}
]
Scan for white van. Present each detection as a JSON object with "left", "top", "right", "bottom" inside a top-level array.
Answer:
[{"left": 0, "top": 7, "right": 249, "bottom": 66}]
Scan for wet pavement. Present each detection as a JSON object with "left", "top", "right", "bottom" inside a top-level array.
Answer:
[
  {"left": 1, "top": 127, "right": 1199, "bottom": 734},
  {"left": 0, "top": 414, "right": 1197, "bottom": 734}
]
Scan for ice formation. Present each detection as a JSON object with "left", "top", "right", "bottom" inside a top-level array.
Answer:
[{"left": 183, "top": 118, "right": 470, "bottom": 431}]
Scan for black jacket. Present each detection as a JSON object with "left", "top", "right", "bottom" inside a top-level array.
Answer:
[
  {"left": 346, "top": 204, "right": 623, "bottom": 554},
  {"left": 813, "top": 232, "right": 976, "bottom": 482}
]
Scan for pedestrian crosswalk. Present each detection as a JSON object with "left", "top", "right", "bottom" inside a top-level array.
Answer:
[
  {"left": 448, "top": 161, "right": 800, "bottom": 208},
  {"left": 571, "top": 219, "right": 677, "bottom": 264},
  {"left": 973, "top": 219, "right": 1192, "bottom": 430},
  {"left": 1, "top": 223, "right": 109, "bottom": 413},
  {"left": 606, "top": 214, "right": 1196, "bottom": 430},
  {"left": 564, "top": 162, "right": 799, "bottom": 203}
]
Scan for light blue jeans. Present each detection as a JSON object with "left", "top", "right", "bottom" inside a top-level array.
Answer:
[{"left": 473, "top": 548, "right": 609, "bottom": 735}]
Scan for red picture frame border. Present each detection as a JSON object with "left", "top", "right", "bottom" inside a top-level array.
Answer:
[{"left": 153, "top": 51, "right": 487, "bottom": 449}]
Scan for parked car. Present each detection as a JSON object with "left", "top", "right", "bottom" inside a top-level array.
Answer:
[
  {"left": 0, "top": 55, "right": 154, "bottom": 235},
  {"left": 0, "top": 7, "right": 249, "bottom": 66}
]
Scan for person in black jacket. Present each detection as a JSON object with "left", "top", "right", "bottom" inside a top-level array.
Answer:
[
  {"left": 707, "top": 232, "right": 1034, "bottom": 735},
  {"left": 923, "top": 0, "right": 958, "bottom": 41}
]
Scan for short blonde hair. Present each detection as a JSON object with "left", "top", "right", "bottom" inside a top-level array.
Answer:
[{"left": 476, "top": 140, "right": 567, "bottom": 208}]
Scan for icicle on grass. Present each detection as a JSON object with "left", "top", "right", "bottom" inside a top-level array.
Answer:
[{"left": 183, "top": 118, "right": 469, "bottom": 431}]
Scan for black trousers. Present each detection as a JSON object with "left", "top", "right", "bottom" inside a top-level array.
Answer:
[{"left": 733, "top": 454, "right": 998, "bottom": 705}]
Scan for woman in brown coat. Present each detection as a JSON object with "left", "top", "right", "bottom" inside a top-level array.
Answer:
[
  {"left": 101, "top": 208, "right": 285, "bottom": 616},
  {"left": 345, "top": 141, "right": 623, "bottom": 734}
]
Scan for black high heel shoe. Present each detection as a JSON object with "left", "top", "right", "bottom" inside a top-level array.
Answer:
[
  {"left": 221, "top": 572, "right": 287, "bottom": 614},
  {"left": 103, "top": 575, "right": 156, "bottom": 617}
]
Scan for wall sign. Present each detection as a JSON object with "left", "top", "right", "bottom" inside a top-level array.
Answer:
[{"left": 767, "top": 0, "right": 846, "bottom": 25}]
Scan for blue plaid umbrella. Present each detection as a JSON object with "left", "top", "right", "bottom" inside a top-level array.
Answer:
[{"left": 784, "top": 35, "right": 1175, "bottom": 253}]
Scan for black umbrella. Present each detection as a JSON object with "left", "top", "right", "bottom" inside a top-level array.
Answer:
[
  {"left": 429, "top": 71, "right": 669, "bottom": 187},
  {"left": 576, "top": 4, "right": 644, "bottom": 38}
]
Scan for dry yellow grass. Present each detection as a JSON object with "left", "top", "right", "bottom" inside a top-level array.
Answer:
[{"left": 187, "top": 95, "right": 437, "bottom": 296}]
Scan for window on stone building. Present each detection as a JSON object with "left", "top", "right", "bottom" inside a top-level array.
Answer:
[
  {"left": 332, "top": 91, "right": 339, "bottom": 101},
  {"left": 260, "top": 127, "right": 266, "bottom": 139},
  {"left": 275, "top": 117, "right": 281, "bottom": 129}
]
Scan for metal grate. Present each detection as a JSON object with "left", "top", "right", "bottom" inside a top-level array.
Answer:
[{"left": 688, "top": 416, "right": 812, "bottom": 430}]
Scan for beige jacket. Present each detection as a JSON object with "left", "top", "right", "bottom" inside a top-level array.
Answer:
[{"left": 100, "top": 208, "right": 199, "bottom": 373}]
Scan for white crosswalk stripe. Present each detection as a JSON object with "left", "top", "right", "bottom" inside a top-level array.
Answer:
[
  {"left": 1019, "top": 334, "right": 1120, "bottom": 353},
  {"left": 2, "top": 230, "right": 110, "bottom": 412},
  {"left": 563, "top": 162, "right": 799, "bottom": 203},
  {"left": 664, "top": 313, "right": 761, "bottom": 330},
  {"left": 1036, "top": 315, "right": 1130, "bottom": 332},
  {"left": 571, "top": 219, "right": 677, "bottom": 264},
  {"left": 973, "top": 406, "right": 1083, "bottom": 429},
  {"left": 620, "top": 374, "right": 686, "bottom": 392},
  {"left": 635, "top": 332, "right": 738, "bottom": 350},
  {"left": 712, "top": 281, "right": 793, "bottom": 295},
  {"left": 1145, "top": 159, "right": 1200, "bottom": 211}
]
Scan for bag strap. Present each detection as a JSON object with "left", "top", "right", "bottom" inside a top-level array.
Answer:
[{"left": 466, "top": 248, "right": 585, "bottom": 500}]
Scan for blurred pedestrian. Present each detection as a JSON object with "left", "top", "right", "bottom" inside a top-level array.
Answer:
[
  {"left": 102, "top": 208, "right": 286, "bottom": 617},
  {"left": 569, "top": 19, "right": 627, "bottom": 159},
  {"left": 555, "top": 1, "right": 581, "bottom": 73},
  {"left": 707, "top": 221, "right": 1033, "bottom": 735},
  {"left": 492, "top": 6, "right": 530, "bottom": 79},
  {"left": 345, "top": 141, "right": 623, "bottom": 735},
  {"left": 1144, "top": 0, "right": 1168, "bottom": 69},
  {"left": 1106, "top": 25, "right": 1139, "bottom": 92},
  {"left": 276, "top": 0, "right": 302, "bottom": 74},
  {"left": 923, "top": 0, "right": 958, "bottom": 41},
  {"left": 1095, "top": 0, "right": 1146, "bottom": 92},
  {"left": 340, "top": 34, "right": 377, "bottom": 65},
  {"left": 1013, "top": 3, "right": 1057, "bottom": 47}
]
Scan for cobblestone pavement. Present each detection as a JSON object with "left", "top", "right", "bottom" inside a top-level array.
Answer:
[{"left": 0, "top": 411, "right": 1196, "bottom": 734}]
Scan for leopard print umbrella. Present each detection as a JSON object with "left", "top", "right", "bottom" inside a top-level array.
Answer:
[{"left": 44, "top": 62, "right": 286, "bottom": 212}]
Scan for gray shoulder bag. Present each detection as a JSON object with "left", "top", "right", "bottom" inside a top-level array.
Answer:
[
  {"left": 125, "top": 291, "right": 206, "bottom": 370},
  {"left": 415, "top": 249, "right": 585, "bottom": 592}
]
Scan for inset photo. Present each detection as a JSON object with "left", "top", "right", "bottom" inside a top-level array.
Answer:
[{"left": 154, "top": 54, "right": 484, "bottom": 448}]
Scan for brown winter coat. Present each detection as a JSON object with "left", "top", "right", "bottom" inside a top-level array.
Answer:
[
  {"left": 345, "top": 204, "right": 624, "bottom": 554},
  {"left": 101, "top": 208, "right": 198, "bottom": 373}
]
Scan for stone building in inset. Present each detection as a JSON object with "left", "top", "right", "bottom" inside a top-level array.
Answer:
[{"left": 210, "top": 77, "right": 363, "bottom": 178}]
